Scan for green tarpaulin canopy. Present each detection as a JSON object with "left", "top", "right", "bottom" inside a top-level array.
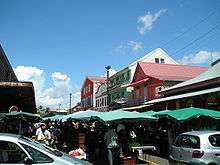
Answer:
[
  {"left": 92, "top": 109, "right": 156, "bottom": 123},
  {"left": 62, "top": 110, "right": 102, "bottom": 122},
  {"left": 43, "top": 115, "right": 63, "bottom": 121},
  {"left": 155, "top": 107, "right": 220, "bottom": 121},
  {"left": 5, "top": 112, "right": 42, "bottom": 122},
  {"left": 142, "top": 110, "right": 170, "bottom": 116}
]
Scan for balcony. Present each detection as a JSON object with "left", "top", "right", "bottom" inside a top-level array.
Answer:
[{"left": 124, "top": 98, "right": 148, "bottom": 107}]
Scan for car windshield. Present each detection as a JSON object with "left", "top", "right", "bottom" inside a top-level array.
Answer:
[{"left": 19, "top": 136, "right": 63, "bottom": 157}]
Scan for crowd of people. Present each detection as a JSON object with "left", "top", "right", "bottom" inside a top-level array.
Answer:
[
  {"left": 0, "top": 118, "right": 176, "bottom": 164},
  {"left": 30, "top": 120, "right": 161, "bottom": 165}
]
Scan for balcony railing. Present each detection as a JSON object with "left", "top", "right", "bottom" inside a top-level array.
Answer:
[{"left": 124, "top": 98, "right": 147, "bottom": 107}]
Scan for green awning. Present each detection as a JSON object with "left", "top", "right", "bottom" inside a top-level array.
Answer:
[
  {"left": 142, "top": 110, "right": 170, "bottom": 116},
  {"left": 155, "top": 107, "right": 220, "bottom": 121},
  {"left": 92, "top": 109, "right": 156, "bottom": 123},
  {"left": 43, "top": 115, "right": 63, "bottom": 121},
  {"left": 5, "top": 112, "right": 42, "bottom": 122}
]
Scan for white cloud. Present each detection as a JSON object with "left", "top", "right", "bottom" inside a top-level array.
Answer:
[
  {"left": 14, "top": 66, "right": 80, "bottom": 109},
  {"left": 179, "top": 50, "right": 220, "bottom": 65},
  {"left": 137, "top": 9, "right": 167, "bottom": 35},
  {"left": 115, "top": 41, "right": 143, "bottom": 55}
]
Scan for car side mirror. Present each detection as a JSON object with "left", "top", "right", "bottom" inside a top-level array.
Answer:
[{"left": 23, "top": 157, "right": 34, "bottom": 165}]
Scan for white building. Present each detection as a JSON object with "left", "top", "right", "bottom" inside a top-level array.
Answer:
[{"left": 95, "top": 83, "right": 108, "bottom": 112}]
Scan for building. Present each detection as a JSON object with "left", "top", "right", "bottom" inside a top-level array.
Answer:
[
  {"left": 95, "top": 83, "right": 108, "bottom": 112},
  {"left": 81, "top": 76, "right": 106, "bottom": 110},
  {"left": 129, "top": 62, "right": 208, "bottom": 111},
  {"left": 146, "top": 60, "right": 220, "bottom": 111},
  {"left": 109, "top": 48, "right": 178, "bottom": 109},
  {"left": 0, "top": 44, "right": 36, "bottom": 113},
  {"left": 68, "top": 102, "right": 82, "bottom": 114},
  {"left": 0, "top": 45, "right": 18, "bottom": 82}
]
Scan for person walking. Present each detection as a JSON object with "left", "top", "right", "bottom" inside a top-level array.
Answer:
[{"left": 104, "top": 124, "right": 120, "bottom": 165}]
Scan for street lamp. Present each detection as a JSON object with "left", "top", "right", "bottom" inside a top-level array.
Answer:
[
  {"left": 69, "top": 93, "right": 72, "bottom": 111},
  {"left": 105, "top": 65, "right": 111, "bottom": 110}
]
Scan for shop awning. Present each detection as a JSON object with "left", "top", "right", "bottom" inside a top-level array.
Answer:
[
  {"left": 62, "top": 110, "right": 103, "bottom": 122},
  {"left": 129, "top": 78, "right": 149, "bottom": 87},
  {"left": 141, "top": 110, "right": 170, "bottom": 116},
  {"left": 43, "top": 115, "right": 64, "bottom": 121},
  {"left": 155, "top": 107, "right": 220, "bottom": 121},
  {"left": 146, "top": 87, "right": 220, "bottom": 104},
  {"left": 91, "top": 109, "right": 156, "bottom": 123},
  {"left": 122, "top": 104, "right": 153, "bottom": 111},
  {"left": 3, "top": 112, "right": 42, "bottom": 122}
]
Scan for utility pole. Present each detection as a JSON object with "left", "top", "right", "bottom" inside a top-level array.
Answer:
[
  {"left": 105, "top": 65, "right": 111, "bottom": 111},
  {"left": 69, "top": 93, "right": 72, "bottom": 111}
]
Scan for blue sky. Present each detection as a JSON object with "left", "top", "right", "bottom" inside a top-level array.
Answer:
[{"left": 0, "top": 0, "right": 220, "bottom": 108}]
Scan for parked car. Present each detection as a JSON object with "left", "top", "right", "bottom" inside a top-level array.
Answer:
[
  {"left": 0, "top": 133, "right": 85, "bottom": 165},
  {"left": 170, "top": 131, "right": 220, "bottom": 165}
]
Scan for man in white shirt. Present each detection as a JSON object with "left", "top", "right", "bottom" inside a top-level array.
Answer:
[{"left": 36, "top": 123, "right": 51, "bottom": 146}]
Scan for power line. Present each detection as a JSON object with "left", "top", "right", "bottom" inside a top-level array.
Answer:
[
  {"left": 172, "top": 23, "right": 220, "bottom": 55},
  {"left": 177, "top": 28, "right": 220, "bottom": 56},
  {"left": 161, "top": 11, "right": 216, "bottom": 48}
]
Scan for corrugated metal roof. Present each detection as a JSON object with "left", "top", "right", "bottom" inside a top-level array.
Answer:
[
  {"left": 163, "top": 61, "right": 220, "bottom": 91},
  {"left": 139, "top": 62, "right": 208, "bottom": 81},
  {"left": 146, "top": 86, "right": 220, "bottom": 104}
]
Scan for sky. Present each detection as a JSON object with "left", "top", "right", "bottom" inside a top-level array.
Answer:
[{"left": 0, "top": 0, "right": 220, "bottom": 109}]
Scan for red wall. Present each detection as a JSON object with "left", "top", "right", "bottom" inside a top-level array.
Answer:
[
  {"left": 132, "top": 78, "right": 163, "bottom": 103},
  {"left": 81, "top": 78, "right": 94, "bottom": 109}
]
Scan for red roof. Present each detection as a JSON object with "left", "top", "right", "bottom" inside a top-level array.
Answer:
[
  {"left": 138, "top": 62, "right": 208, "bottom": 81},
  {"left": 87, "top": 76, "right": 106, "bottom": 83}
]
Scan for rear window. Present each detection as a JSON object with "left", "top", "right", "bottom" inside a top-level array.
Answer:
[
  {"left": 174, "top": 135, "right": 200, "bottom": 149},
  {"left": 209, "top": 134, "right": 220, "bottom": 147}
]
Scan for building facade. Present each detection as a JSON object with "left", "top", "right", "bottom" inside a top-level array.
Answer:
[
  {"left": 0, "top": 44, "right": 36, "bottom": 113},
  {"left": 109, "top": 48, "right": 179, "bottom": 109},
  {"left": 129, "top": 62, "right": 208, "bottom": 110},
  {"left": 95, "top": 83, "right": 108, "bottom": 112},
  {"left": 81, "top": 76, "right": 106, "bottom": 110},
  {"left": 146, "top": 60, "right": 220, "bottom": 111}
]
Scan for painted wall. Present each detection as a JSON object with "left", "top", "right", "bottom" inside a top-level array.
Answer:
[{"left": 81, "top": 78, "right": 94, "bottom": 109}]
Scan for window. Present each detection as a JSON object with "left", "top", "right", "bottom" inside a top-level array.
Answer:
[
  {"left": 86, "top": 85, "right": 90, "bottom": 93},
  {"left": 144, "top": 86, "right": 148, "bottom": 101},
  {"left": 136, "top": 89, "right": 140, "bottom": 99},
  {"left": 127, "top": 72, "right": 130, "bottom": 80},
  {"left": 177, "top": 135, "right": 200, "bottom": 149},
  {"left": 21, "top": 144, "right": 53, "bottom": 163},
  {"left": 209, "top": 134, "right": 220, "bottom": 147},
  {"left": 102, "top": 98, "right": 104, "bottom": 106},
  {"left": 0, "top": 141, "right": 27, "bottom": 164},
  {"left": 155, "top": 58, "right": 159, "bottom": 63},
  {"left": 96, "top": 100, "right": 98, "bottom": 107},
  {"left": 160, "top": 58, "right": 165, "bottom": 64},
  {"left": 105, "top": 97, "right": 107, "bottom": 106}
]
